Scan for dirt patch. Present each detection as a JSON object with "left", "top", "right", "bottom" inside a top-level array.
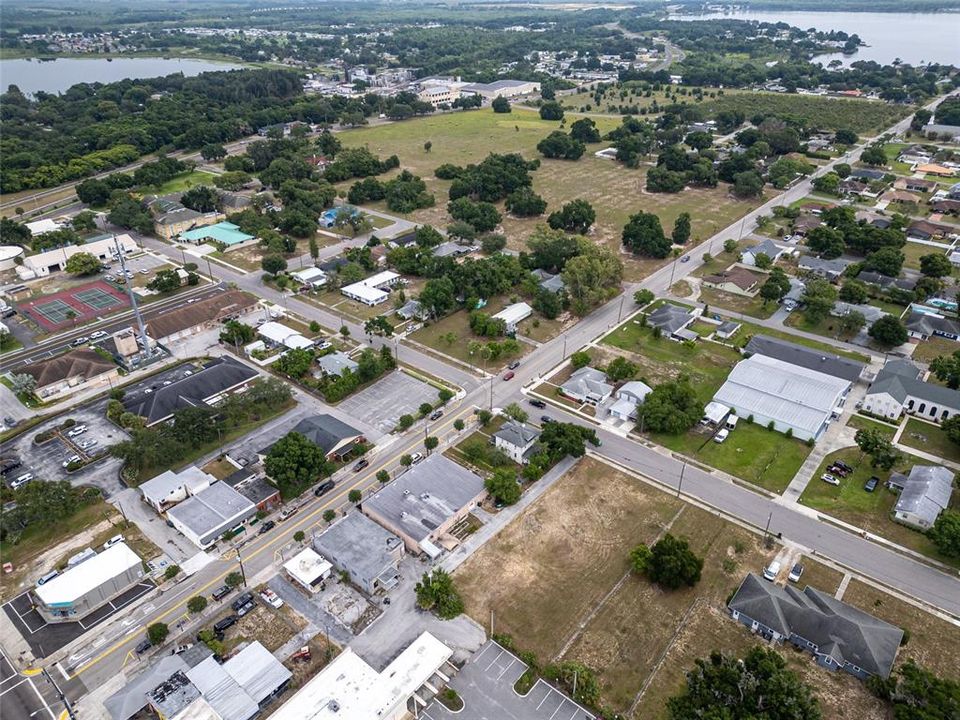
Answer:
[{"left": 222, "top": 603, "right": 306, "bottom": 654}]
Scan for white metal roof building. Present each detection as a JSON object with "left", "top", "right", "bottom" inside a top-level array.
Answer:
[
  {"left": 33, "top": 542, "right": 145, "bottom": 623},
  {"left": 269, "top": 631, "right": 452, "bottom": 720},
  {"left": 290, "top": 266, "right": 328, "bottom": 288},
  {"left": 18, "top": 234, "right": 138, "bottom": 279},
  {"left": 712, "top": 354, "right": 852, "bottom": 441},
  {"left": 340, "top": 271, "right": 400, "bottom": 306},
  {"left": 492, "top": 302, "right": 533, "bottom": 333},
  {"left": 166, "top": 482, "right": 257, "bottom": 549},
  {"left": 139, "top": 466, "right": 216, "bottom": 513},
  {"left": 25, "top": 218, "right": 64, "bottom": 235},
  {"left": 283, "top": 548, "right": 333, "bottom": 593}
]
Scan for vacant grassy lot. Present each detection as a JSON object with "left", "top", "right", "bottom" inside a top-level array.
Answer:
[
  {"left": 726, "top": 319, "right": 870, "bottom": 363},
  {"left": 602, "top": 319, "right": 740, "bottom": 404},
  {"left": 337, "top": 108, "right": 766, "bottom": 281},
  {"left": 697, "top": 286, "right": 777, "bottom": 320},
  {"left": 900, "top": 417, "right": 960, "bottom": 464},
  {"left": 847, "top": 413, "right": 899, "bottom": 441},
  {"left": 455, "top": 456, "right": 684, "bottom": 662},
  {"left": 911, "top": 335, "right": 958, "bottom": 364},
  {"left": 799, "top": 447, "right": 959, "bottom": 568},
  {"left": 141, "top": 170, "right": 219, "bottom": 196},
  {"left": 650, "top": 421, "right": 812, "bottom": 494},
  {"left": 901, "top": 240, "right": 945, "bottom": 272}
]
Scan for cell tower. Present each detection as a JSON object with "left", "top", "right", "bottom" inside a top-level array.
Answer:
[{"left": 113, "top": 235, "right": 152, "bottom": 361}]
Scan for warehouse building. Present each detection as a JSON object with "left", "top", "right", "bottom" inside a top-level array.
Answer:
[
  {"left": 33, "top": 542, "right": 145, "bottom": 624},
  {"left": 313, "top": 512, "right": 404, "bottom": 595}
]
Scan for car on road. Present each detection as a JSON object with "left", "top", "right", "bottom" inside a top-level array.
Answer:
[
  {"left": 503, "top": 371, "right": 515, "bottom": 381},
  {"left": 212, "top": 585, "right": 231, "bottom": 601},
  {"left": 314, "top": 480, "right": 335, "bottom": 497},
  {"left": 429, "top": 409, "right": 444, "bottom": 421},
  {"left": 62, "top": 454, "right": 81, "bottom": 468},
  {"left": 410, "top": 452, "right": 424, "bottom": 465},
  {"left": 89, "top": 331, "right": 108, "bottom": 340},
  {"left": 788, "top": 563, "right": 804, "bottom": 583},
  {"left": 258, "top": 520, "right": 275, "bottom": 534},
  {"left": 762, "top": 560, "right": 781, "bottom": 581},
  {"left": 541, "top": 415, "right": 553, "bottom": 424},
  {"left": 680, "top": 255, "right": 691, "bottom": 262},
  {"left": 66, "top": 425, "right": 87, "bottom": 437},
  {"left": 353, "top": 458, "right": 369, "bottom": 472},
  {"left": 135, "top": 639, "right": 152, "bottom": 654},
  {"left": 279, "top": 506, "right": 298, "bottom": 521},
  {"left": 507, "top": 360, "right": 520, "bottom": 370},
  {"left": 260, "top": 588, "right": 284, "bottom": 609},
  {"left": 713, "top": 428, "right": 729, "bottom": 444},
  {"left": 820, "top": 473, "right": 840, "bottom": 486},
  {"left": 528, "top": 399, "right": 546, "bottom": 409},
  {"left": 71, "top": 337, "right": 90, "bottom": 346},
  {"left": 864, "top": 476, "right": 879, "bottom": 493}
]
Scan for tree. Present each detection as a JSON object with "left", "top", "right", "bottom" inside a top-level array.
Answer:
[
  {"left": 448, "top": 197, "right": 501, "bottom": 233},
  {"left": 147, "top": 269, "right": 182, "bottom": 293},
  {"left": 398, "top": 414, "right": 414, "bottom": 430},
  {"left": 562, "top": 245, "right": 623, "bottom": 314},
  {"left": 485, "top": 468, "right": 522, "bottom": 505},
  {"left": 294, "top": 530, "right": 306, "bottom": 542},
  {"left": 364, "top": 315, "right": 394, "bottom": 337},
  {"left": 931, "top": 351, "right": 960, "bottom": 389},
  {"left": 839, "top": 279, "right": 869, "bottom": 304},
  {"left": 538, "top": 421, "right": 598, "bottom": 461},
  {"left": 415, "top": 569, "right": 464, "bottom": 619},
  {"left": 537, "top": 131, "right": 585, "bottom": 160},
  {"left": 146, "top": 623, "right": 169, "bottom": 646},
  {"left": 225, "top": 571, "right": 243, "bottom": 588},
  {"left": 400, "top": 454, "right": 413, "bottom": 468},
  {"left": 868, "top": 660, "right": 959, "bottom": 720},
  {"left": 632, "top": 533, "right": 704, "bottom": 589},
  {"left": 265, "top": 431, "right": 333, "bottom": 498},
  {"left": 454, "top": 418, "right": 465, "bottom": 431},
  {"left": 538, "top": 101, "right": 564, "bottom": 121},
  {"left": 76, "top": 178, "right": 112, "bottom": 206},
  {"left": 180, "top": 185, "right": 220, "bottom": 213},
  {"left": 570, "top": 350, "right": 591, "bottom": 369},
  {"left": 200, "top": 143, "right": 227, "bottom": 161},
  {"left": 606, "top": 356, "right": 638, "bottom": 382},
  {"left": 547, "top": 199, "right": 595, "bottom": 235},
  {"left": 807, "top": 226, "right": 845, "bottom": 259},
  {"left": 869, "top": 315, "right": 908, "bottom": 349},
  {"left": 623, "top": 211, "right": 670, "bottom": 258},
  {"left": 671, "top": 213, "right": 691, "bottom": 245},
  {"left": 638, "top": 381, "right": 703, "bottom": 434},
  {"left": 733, "top": 170, "right": 764, "bottom": 198},
  {"left": 863, "top": 247, "right": 905, "bottom": 277},
  {"left": 928, "top": 510, "right": 960, "bottom": 558},
  {"left": 668, "top": 647, "right": 821, "bottom": 720},
  {"left": 480, "top": 233, "right": 507, "bottom": 254},
  {"left": 323, "top": 509, "right": 337, "bottom": 522},
  {"left": 837, "top": 310, "right": 866, "bottom": 337},
  {"left": 376, "top": 469, "right": 390, "bottom": 483},
  {"left": 801, "top": 279, "right": 838, "bottom": 324},
  {"left": 9, "top": 373, "right": 36, "bottom": 395},
  {"left": 505, "top": 188, "right": 547, "bottom": 216},
  {"left": 503, "top": 402, "right": 529, "bottom": 423},
  {"left": 920, "top": 253, "right": 953, "bottom": 278},
  {"left": 569, "top": 117, "right": 601, "bottom": 143},
  {"left": 72, "top": 210, "right": 97, "bottom": 232},
  {"left": 860, "top": 144, "right": 888, "bottom": 166},
  {"left": 261, "top": 254, "right": 287, "bottom": 275},
  {"left": 438, "top": 388, "right": 454, "bottom": 404},
  {"left": 64, "top": 252, "right": 100, "bottom": 276},
  {"left": 855, "top": 428, "right": 901, "bottom": 470},
  {"left": 834, "top": 128, "right": 858, "bottom": 145},
  {"left": 187, "top": 596, "right": 208, "bottom": 613},
  {"left": 813, "top": 172, "right": 841, "bottom": 195},
  {"left": 424, "top": 436, "right": 439, "bottom": 453},
  {"left": 492, "top": 96, "right": 511, "bottom": 113},
  {"left": 163, "top": 565, "right": 181, "bottom": 580},
  {"left": 424, "top": 140, "right": 432, "bottom": 154}
]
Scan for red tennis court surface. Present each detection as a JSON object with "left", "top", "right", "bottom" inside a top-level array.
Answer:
[{"left": 18, "top": 280, "right": 130, "bottom": 331}]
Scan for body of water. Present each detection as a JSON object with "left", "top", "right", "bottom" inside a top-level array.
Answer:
[
  {"left": 0, "top": 56, "right": 246, "bottom": 95},
  {"left": 670, "top": 10, "right": 958, "bottom": 67}
]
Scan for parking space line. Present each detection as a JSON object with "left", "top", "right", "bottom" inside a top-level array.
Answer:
[
  {"left": 28, "top": 676, "right": 56, "bottom": 720},
  {"left": 495, "top": 657, "right": 516, "bottom": 681},
  {"left": 484, "top": 649, "right": 506, "bottom": 672}
]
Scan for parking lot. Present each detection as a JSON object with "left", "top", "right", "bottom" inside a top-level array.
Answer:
[
  {"left": 422, "top": 641, "right": 595, "bottom": 720},
  {"left": 1, "top": 398, "right": 129, "bottom": 496},
  {"left": 2, "top": 581, "right": 155, "bottom": 658},
  {"left": 101, "top": 251, "right": 169, "bottom": 287},
  {"left": 338, "top": 370, "right": 440, "bottom": 434},
  {"left": 0, "top": 648, "right": 71, "bottom": 720}
]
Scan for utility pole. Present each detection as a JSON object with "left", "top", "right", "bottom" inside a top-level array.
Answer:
[
  {"left": 115, "top": 236, "right": 150, "bottom": 362},
  {"left": 618, "top": 295, "right": 625, "bottom": 322},
  {"left": 237, "top": 545, "right": 247, "bottom": 587},
  {"left": 677, "top": 461, "right": 686, "bottom": 498},
  {"left": 763, "top": 511, "right": 773, "bottom": 547},
  {"left": 42, "top": 667, "right": 75, "bottom": 720}
]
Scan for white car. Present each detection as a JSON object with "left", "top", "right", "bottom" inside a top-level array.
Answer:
[
  {"left": 820, "top": 473, "right": 840, "bottom": 486},
  {"left": 62, "top": 454, "right": 81, "bottom": 468},
  {"left": 79, "top": 439, "right": 98, "bottom": 450},
  {"left": 713, "top": 428, "right": 729, "bottom": 444},
  {"left": 10, "top": 474, "right": 33, "bottom": 490},
  {"left": 138, "top": 268, "right": 149, "bottom": 275},
  {"left": 762, "top": 560, "right": 781, "bottom": 582},
  {"left": 104, "top": 534, "right": 124, "bottom": 549},
  {"left": 90, "top": 331, "right": 108, "bottom": 340},
  {"left": 259, "top": 588, "right": 284, "bottom": 609},
  {"left": 410, "top": 452, "right": 425, "bottom": 464},
  {"left": 66, "top": 426, "right": 87, "bottom": 437},
  {"left": 71, "top": 337, "right": 90, "bottom": 346}
]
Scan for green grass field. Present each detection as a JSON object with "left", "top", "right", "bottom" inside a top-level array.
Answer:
[
  {"left": 900, "top": 417, "right": 960, "bottom": 464},
  {"left": 847, "top": 413, "right": 898, "bottom": 441},
  {"left": 141, "top": 170, "right": 219, "bottom": 195},
  {"left": 726, "top": 319, "right": 870, "bottom": 363},
  {"left": 336, "top": 108, "right": 767, "bottom": 281}
]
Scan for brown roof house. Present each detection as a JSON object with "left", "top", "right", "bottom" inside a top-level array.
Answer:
[
  {"left": 702, "top": 267, "right": 762, "bottom": 297},
  {"left": 20, "top": 348, "right": 119, "bottom": 400},
  {"left": 142, "top": 290, "right": 258, "bottom": 346}
]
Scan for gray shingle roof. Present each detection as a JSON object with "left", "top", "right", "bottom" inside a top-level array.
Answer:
[
  {"left": 317, "top": 351, "right": 358, "bottom": 377},
  {"left": 493, "top": 420, "right": 540, "bottom": 449},
  {"left": 729, "top": 573, "right": 903, "bottom": 678},
  {"left": 869, "top": 358, "right": 960, "bottom": 408},
  {"left": 560, "top": 367, "right": 613, "bottom": 402},
  {"left": 743, "top": 334, "right": 864, "bottom": 382},
  {"left": 745, "top": 239, "right": 785, "bottom": 260},
  {"left": 906, "top": 311, "right": 960, "bottom": 338},
  {"left": 647, "top": 303, "right": 693, "bottom": 335},
  {"left": 798, "top": 256, "right": 852, "bottom": 276},
  {"left": 893, "top": 465, "right": 955, "bottom": 526},
  {"left": 289, "top": 414, "right": 363, "bottom": 454}
]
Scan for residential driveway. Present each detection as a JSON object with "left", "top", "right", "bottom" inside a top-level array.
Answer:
[{"left": 338, "top": 370, "right": 440, "bottom": 435}]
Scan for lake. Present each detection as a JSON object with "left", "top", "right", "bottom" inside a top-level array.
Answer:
[
  {"left": 669, "top": 10, "right": 958, "bottom": 67},
  {"left": 0, "top": 56, "right": 246, "bottom": 95}
]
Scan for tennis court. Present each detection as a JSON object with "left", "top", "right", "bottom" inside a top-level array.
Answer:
[{"left": 19, "top": 280, "right": 130, "bottom": 331}]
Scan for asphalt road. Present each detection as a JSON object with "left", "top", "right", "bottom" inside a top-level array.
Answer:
[{"left": 0, "top": 650, "right": 67, "bottom": 720}]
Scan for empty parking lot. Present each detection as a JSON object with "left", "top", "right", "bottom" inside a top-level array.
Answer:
[{"left": 338, "top": 370, "right": 441, "bottom": 434}]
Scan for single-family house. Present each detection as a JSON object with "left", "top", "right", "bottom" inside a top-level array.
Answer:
[
  {"left": 728, "top": 574, "right": 902, "bottom": 680},
  {"left": 889, "top": 465, "right": 954, "bottom": 530},
  {"left": 791, "top": 215, "right": 821, "bottom": 237},
  {"left": 397, "top": 299, "right": 426, "bottom": 321},
  {"left": 782, "top": 278, "right": 806, "bottom": 311},
  {"left": 922, "top": 124, "right": 960, "bottom": 142},
  {"left": 797, "top": 255, "right": 851, "bottom": 282},
  {"left": 532, "top": 269, "right": 566, "bottom": 294},
  {"left": 915, "top": 163, "right": 956, "bottom": 177},
  {"left": 715, "top": 320, "right": 741, "bottom": 339},
  {"left": 830, "top": 301, "right": 886, "bottom": 325},
  {"left": 492, "top": 302, "right": 533, "bottom": 333},
  {"left": 560, "top": 367, "right": 613, "bottom": 405},
  {"left": 608, "top": 380, "right": 652, "bottom": 421},
  {"left": 492, "top": 420, "right": 541, "bottom": 464},
  {"left": 257, "top": 321, "right": 314, "bottom": 351},
  {"left": 850, "top": 168, "right": 886, "bottom": 182},
  {"left": 741, "top": 239, "right": 786, "bottom": 267},
  {"left": 647, "top": 303, "right": 696, "bottom": 340},
  {"left": 341, "top": 271, "right": 401, "bottom": 306},
  {"left": 931, "top": 198, "right": 960, "bottom": 214},
  {"left": 290, "top": 266, "right": 328, "bottom": 289},
  {"left": 858, "top": 271, "right": 916, "bottom": 293},
  {"left": 863, "top": 358, "right": 960, "bottom": 422},
  {"left": 263, "top": 414, "right": 365, "bottom": 462},
  {"left": 905, "top": 310, "right": 960, "bottom": 341},
  {"left": 908, "top": 219, "right": 954, "bottom": 241},
  {"left": 19, "top": 349, "right": 119, "bottom": 401},
  {"left": 895, "top": 177, "right": 938, "bottom": 193},
  {"left": 316, "top": 350, "right": 359, "bottom": 378},
  {"left": 702, "top": 267, "right": 762, "bottom": 297}
]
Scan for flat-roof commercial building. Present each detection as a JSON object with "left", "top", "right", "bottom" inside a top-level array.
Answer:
[
  {"left": 166, "top": 482, "right": 257, "bottom": 549},
  {"left": 20, "top": 348, "right": 120, "bottom": 401},
  {"left": 139, "top": 466, "right": 216, "bottom": 513},
  {"left": 341, "top": 271, "right": 401, "bottom": 306},
  {"left": 713, "top": 354, "right": 852, "bottom": 442},
  {"left": 363, "top": 454, "right": 486, "bottom": 557},
  {"left": 283, "top": 548, "right": 333, "bottom": 593},
  {"left": 33, "top": 542, "right": 145, "bottom": 624},
  {"left": 460, "top": 79, "right": 541, "bottom": 98},
  {"left": 141, "top": 290, "right": 258, "bottom": 346},
  {"left": 313, "top": 512, "right": 404, "bottom": 595},
  {"left": 18, "top": 234, "right": 137, "bottom": 279},
  {"left": 269, "top": 631, "right": 453, "bottom": 720}
]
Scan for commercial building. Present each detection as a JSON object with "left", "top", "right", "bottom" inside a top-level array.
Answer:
[
  {"left": 33, "top": 542, "right": 145, "bottom": 624},
  {"left": 363, "top": 454, "right": 486, "bottom": 556},
  {"left": 257, "top": 320, "right": 314, "bottom": 350},
  {"left": 889, "top": 465, "right": 955, "bottom": 530},
  {"left": 124, "top": 356, "right": 260, "bottom": 426},
  {"left": 492, "top": 302, "right": 533, "bottom": 333},
  {"left": 459, "top": 79, "right": 541, "bottom": 98},
  {"left": 269, "top": 631, "right": 453, "bottom": 720},
  {"left": 492, "top": 420, "right": 541, "bottom": 464},
  {"left": 25, "top": 218, "right": 64, "bottom": 236},
  {"left": 560, "top": 367, "right": 613, "bottom": 405},
  {"left": 105, "top": 648, "right": 214, "bottom": 720},
  {"left": 141, "top": 290, "right": 258, "bottom": 346},
  {"left": 743, "top": 335, "right": 864, "bottom": 383},
  {"left": 139, "top": 466, "right": 216, "bottom": 513},
  {"left": 341, "top": 271, "right": 401, "bottom": 306},
  {"left": 18, "top": 234, "right": 137, "bottom": 279},
  {"left": 223, "top": 466, "right": 281, "bottom": 513},
  {"left": 313, "top": 512, "right": 404, "bottom": 595},
  {"left": 19, "top": 348, "right": 119, "bottom": 401},
  {"left": 264, "top": 414, "right": 365, "bottom": 461},
  {"left": 712, "top": 354, "right": 851, "bottom": 441},
  {"left": 180, "top": 221, "right": 256, "bottom": 250},
  {"left": 417, "top": 84, "right": 461, "bottom": 107},
  {"left": 165, "top": 481, "right": 257, "bottom": 549},
  {"left": 728, "top": 573, "right": 902, "bottom": 680},
  {"left": 283, "top": 548, "right": 333, "bottom": 593},
  {"left": 863, "top": 358, "right": 960, "bottom": 422},
  {"left": 0, "top": 245, "right": 25, "bottom": 270}
]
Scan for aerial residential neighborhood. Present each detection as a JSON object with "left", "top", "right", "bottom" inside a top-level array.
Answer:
[{"left": 0, "top": 1, "right": 959, "bottom": 719}]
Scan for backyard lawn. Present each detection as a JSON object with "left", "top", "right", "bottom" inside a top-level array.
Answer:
[
  {"left": 799, "top": 446, "right": 959, "bottom": 568},
  {"left": 141, "top": 170, "right": 219, "bottom": 196},
  {"left": 899, "top": 417, "right": 960, "bottom": 464},
  {"left": 911, "top": 335, "right": 957, "bottom": 364},
  {"left": 336, "top": 107, "right": 768, "bottom": 281}
]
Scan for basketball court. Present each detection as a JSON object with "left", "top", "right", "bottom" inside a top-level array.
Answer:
[{"left": 19, "top": 281, "right": 130, "bottom": 331}]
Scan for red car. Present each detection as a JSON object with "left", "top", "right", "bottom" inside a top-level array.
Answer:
[{"left": 503, "top": 371, "right": 515, "bottom": 380}]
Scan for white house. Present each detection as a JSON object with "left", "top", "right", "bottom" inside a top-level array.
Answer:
[
  {"left": 560, "top": 367, "right": 613, "bottom": 405},
  {"left": 290, "top": 266, "right": 328, "bottom": 288},
  {"left": 139, "top": 466, "right": 216, "bottom": 513},
  {"left": 608, "top": 380, "right": 652, "bottom": 421},
  {"left": 283, "top": 548, "right": 333, "bottom": 593},
  {"left": 741, "top": 239, "right": 786, "bottom": 267},
  {"left": 890, "top": 465, "right": 954, "bottom": 530},
  {"left": 492, "top": 302, "right": 533, "bottom": 333},
  {"left": 492, "top": 420, "right": 540, "bottom": 463},
  {"left": 341, "top": 271, "right": 400, "bottom": 306}
]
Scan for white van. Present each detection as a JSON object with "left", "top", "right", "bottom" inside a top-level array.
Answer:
[
  {"left": 762, "top": 560, "right": 782, "bottom": 582},
  {"left": 725, "top": 415, "right": 739, "bottom": 431}
]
